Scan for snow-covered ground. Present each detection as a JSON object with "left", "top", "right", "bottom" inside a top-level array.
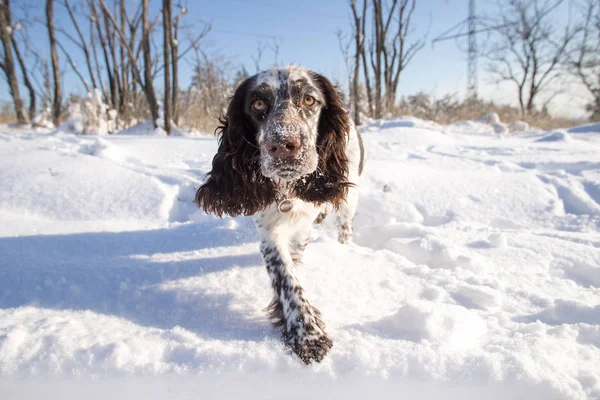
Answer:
[{"left": 1, "top": 118, "right": 599, "bottom": 399}]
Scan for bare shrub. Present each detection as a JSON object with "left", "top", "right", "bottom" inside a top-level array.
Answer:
[
  {"left": 178, "top": 55, "right": 235, "bottom": 133},
  {"left": 0, "top": 102, "right": 16, "bottom": 124},
  {"left": 394, "top": 92, "right": 573, "bottom": 130}
]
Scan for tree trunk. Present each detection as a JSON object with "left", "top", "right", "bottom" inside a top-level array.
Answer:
[
  {"left": 119, "top": 0, "right": 129, "bottom": 126},
  {"left": 89, "top": 2, "right": 108, "bottom": 104},
  {"left": 98, "top": 0, "right": 158, "bottom": 128},
  {"left": 372, "top": 0, "right": 383, "bottom": 118},
  {"left": 102, "top": 8, "right": 120, "bottom": 112},
  {"left": 142, "top": 0, "right": 159, "bottom": 127},
  {"left": 162, "top": 0, "right": 172, "bottom": 135},
  {"left": 360, "top": 35, "right": 373, "bottom": 116},
  {"left": 0, "top": 0, "right": 27, "bottom": 124},
  {"left": 127, "top": 9, "right": 140, "bottom": 125},
  {"left": 11, "top": 35, "right": 36, "bottom": 121},
  {"left": 518, "top": 84, "right": 526, "bottom": 115},
  {"left": 93, "top": 3, "right": 115, "bottom": 108},
  {"left": 46, "top": 0, "right": 62, "bottom": 127},
  {"left": 350, "top": 0, "right": 362, "bottom": 125},
  {"left": 171, "top": 8, "right": 184, "bottom": 126}
]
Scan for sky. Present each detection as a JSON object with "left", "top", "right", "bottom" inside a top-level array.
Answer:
[{"left": 1, "top": 0, "right": 589, "bottom": 119}]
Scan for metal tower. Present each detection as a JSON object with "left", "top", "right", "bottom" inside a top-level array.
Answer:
[
  {"left": 467, "top": 0, "right": 477, "bottom": 98},
  {"left": 432, "top": 0, "right": 491, "bottom": 99}
]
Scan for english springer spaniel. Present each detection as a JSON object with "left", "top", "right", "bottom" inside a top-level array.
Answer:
[{"left": 195, "top": 66, "right": 365, "bottom": 364}]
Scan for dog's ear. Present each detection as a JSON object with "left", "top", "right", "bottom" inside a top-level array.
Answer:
[
  {"left": 295, "top": 73, "right": 352, "bottom": 208},
  {"left": 195, "top": 77, "right": 276, "bottom": 217}
]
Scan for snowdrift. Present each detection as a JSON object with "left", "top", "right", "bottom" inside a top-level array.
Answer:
[{"left": 0, "top": 117, "right": 599, "bottom": 399}]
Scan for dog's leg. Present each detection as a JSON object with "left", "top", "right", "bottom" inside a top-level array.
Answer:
[
  {"left": 313, "top": 208, "right": 328, "bottom": 225},
  {"left": 336, "top": 184, "right": 359, "bottom": 244},
  {"left": 260, "top": 239, "right": 332, "bottom": 363},
  {"left": 289, "top": 229, "right": 311, "bottom": 264},
  {"left": 255, "top": 212, "right": 332, "bottom": 363}
]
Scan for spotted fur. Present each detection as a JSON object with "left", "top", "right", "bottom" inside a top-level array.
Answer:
[{"left": 195, "top": 66, "right": 364, "bottom": 364}]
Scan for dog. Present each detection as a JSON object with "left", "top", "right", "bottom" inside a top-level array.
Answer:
[{"left": 195, "top": 65, "right": 365, "bottom": 363}]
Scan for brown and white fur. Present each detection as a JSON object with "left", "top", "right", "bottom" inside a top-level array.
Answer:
[{"left": 195, "top": 66, "right": 364, "bottom": 364}]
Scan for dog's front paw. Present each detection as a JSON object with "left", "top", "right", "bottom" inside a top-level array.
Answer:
[
  {"left": 288, "top": 330, "right": 333, "bottom": 364},
  {"left": 285, "top": 306, "right": 332, "bottom": 364}
]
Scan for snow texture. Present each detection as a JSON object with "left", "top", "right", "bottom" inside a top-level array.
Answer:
[{"left": 0, "top": 118, "right": 599, "bottom": 399}]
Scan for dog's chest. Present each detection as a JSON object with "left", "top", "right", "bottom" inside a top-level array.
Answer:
[{"left": 254, "top": 199, "right": 321, "bottom": 237}]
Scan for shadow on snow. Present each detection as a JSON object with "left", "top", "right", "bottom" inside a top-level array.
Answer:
[{"left": 0, "top": 218, "right": 274, "bottom": 341}]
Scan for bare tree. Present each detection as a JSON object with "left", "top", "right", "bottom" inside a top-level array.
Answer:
[
  {"left": 371, "top": 0, "right": 425, "bottom": 117},
  {"left": 336, "top": 29, "right": 352, "bottom": 107},
  {"left": 103, "top": 2, "right": 120, "bottom": 112},
  {"left": 350, "top": 0, "right": 373, "bottom": 119},
  {"left": 46, "top": 0, "right": 62, "bottom": 126},
  {"left": 93, "top": 0, "right": 140, "bottom": 121},
  {"left": 347, "top": 0, "right": 424, "bottom": 119},
  {"left": 90, "top": 0, "right": 111, "bottom": 104},
  {"left": 0, "top": 0, "right": 27, "bottom": 124},
  {"left": 63, "top": 0, "right": 97, "bottom": 91},
  {"left": 141, "top": 0, "right": 159, "bottom": 127},
  {"left": 6, "top": 4, "right": 38, "bottom": 122},
  {"left": 567, "top": 0, "right": 600, "bottom": 121},
  {"left": 370, "top": 0, "right": 386, "bottom": 118},
  {"left": 99, "top": 0, "right": 159, "bottom": 128},
  {"left": 382, "top": 0, "right": 424, "bottom": 113},
  {"left": 268, "top": 37, "right": 281, "bottom": 65},
  {"left": 171, "top": 4, "right": 187, "bottom": 125},
  {"left": 484, "top": 0, "right": 578, "bottom": 115},
  {"left": 163, "top": 0, "right": 172, "bottom": 134},
  {"left": 164, "top": 4, "right": 209, "bottom": 126},
  {"left": 27, "top": 45, "right": 54, "bottom": 112},
  {"left": 0, "top": 1, "right": 238, "bottom": 134},
  {"left": 11, "top": 31, "right": 36, "bottom": 121},
  {"left": 55, "top": 37, "right": 90, "bottom": 93},
  {"left": 250, "top": 41, "right": 268, "bottom": 73},
  {"left": 118, "top": 0, "right": 128, "bottom": 124},
  {"left": 348, "top": 0, "right": 365, "bottom": 125},
  {"left": 180, "top": 51, "right": 232, "bottom": 132}
]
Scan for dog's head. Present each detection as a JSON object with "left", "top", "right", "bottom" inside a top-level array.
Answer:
[{"left": 195, "top": 65, "right": 351, "bottom": 217}]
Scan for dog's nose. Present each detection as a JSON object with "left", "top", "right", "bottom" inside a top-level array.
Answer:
[{"left": 265, "top": 137, "right": 301, "bottom": 159}]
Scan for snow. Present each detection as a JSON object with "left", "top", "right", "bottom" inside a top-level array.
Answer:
[
  {"left": 478, "top": 112, "right": 501, "bottom": 125},
  {"left": 119, "top": 119, "right": 190, "bottom": 137},
  {"left": 60, "top": 90, "right": 117, "bottom": 135},
  {"left": 537, "top": 131, "right": 571, "bottom": 142},
  {"left": 509, "top": 121, "right": 530, "bottom": 132},
  {"left": 0, "top": 118, "right": 599, "bottom": 399},
  {"left": 570, "top": 122, "right": 600, "bottom": 134}
]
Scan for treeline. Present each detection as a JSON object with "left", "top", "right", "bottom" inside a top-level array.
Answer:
[
  {"left": 0, "top": 0, "right": 211, "bottom": 134},
  {"left": 339, "top": 0, "right": 599, "bottom": 124},
  {"left": 1, "top": 0, "right": 599, "bottom": 134}
]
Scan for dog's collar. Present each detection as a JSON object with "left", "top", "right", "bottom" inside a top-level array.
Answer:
[{"left": 274, "top": 188, "right": 294, "bottom": 214}]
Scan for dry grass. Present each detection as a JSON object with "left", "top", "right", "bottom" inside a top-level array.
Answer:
[
  {"left": 0, "top": 103, "right": 16, "bottom": 124},
  {"left": 178, "top": 106, "right": 222, "bottom": 134},
  {"left": 0, "top": 115, "right": 16, "bottom": 124},
  {"left": 392, "top": 93, "right": 576, "bottom": 131},
  {"left": 0, "top": 90, "right": 580, "bottom": 133}
]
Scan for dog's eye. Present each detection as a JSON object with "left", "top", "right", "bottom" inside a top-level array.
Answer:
[
  {"left": 303, "top": 95, "right": 316, "bottom": 106},
  {"left": 252, "top": 99, "right": 267, "bottom": 111}
]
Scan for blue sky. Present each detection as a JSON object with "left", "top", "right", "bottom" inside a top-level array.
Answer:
[
  {"left": 195, "top": 0, "right": 470, "bottom": 91},
  {"left": 1, "top": 0, "right": 586, "bottom": 117}
]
